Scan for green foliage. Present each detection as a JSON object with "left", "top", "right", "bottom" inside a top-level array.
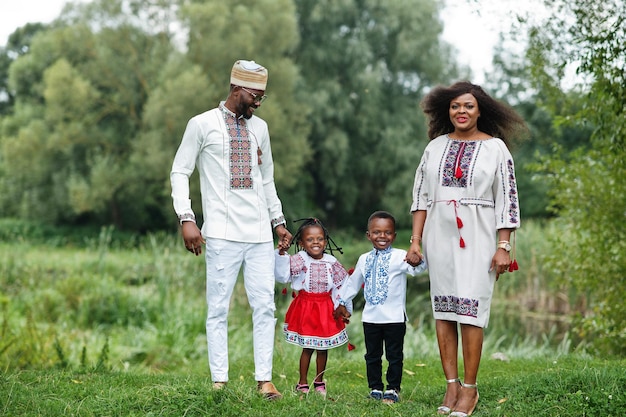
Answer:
[
  {"left": 292, "top": 0, "right": 458, "bottom": 228},
  {"left": 180, "top": 0, "right": 311, "bottom": 197},
  {"left": 525, "top": 0, "right": 626, "bottom": 355}
]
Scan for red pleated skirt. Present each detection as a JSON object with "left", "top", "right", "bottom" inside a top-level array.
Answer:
[{"left": 283, "top": 290, "right": 349, "bottom": 350}]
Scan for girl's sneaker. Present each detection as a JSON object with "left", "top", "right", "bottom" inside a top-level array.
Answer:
[
  {"left": 295, "top": 383, "right": 310, "bottom": 394},
  {"left": 313, "top": 381, "right": 326, "bottom": 397},
  {"left": 369, "top": 389, "right": 383, "bottom": 400}
]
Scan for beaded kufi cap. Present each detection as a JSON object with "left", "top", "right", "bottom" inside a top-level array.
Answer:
[{"left": 230, "top": 60, "right": 268, "bottom": 90}]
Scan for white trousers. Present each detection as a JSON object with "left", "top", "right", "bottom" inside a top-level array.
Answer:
[{"left": 204, "top": 239, "right": 277, "bottom": 382}]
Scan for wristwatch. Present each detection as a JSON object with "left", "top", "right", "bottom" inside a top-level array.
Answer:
[{"left": 497, "top": 241, "right": 511, "bottom": 252}]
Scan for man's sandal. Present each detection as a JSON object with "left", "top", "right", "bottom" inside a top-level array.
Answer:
[
  {"left": 258, "top": 381, "right": 283, "bottom": 400},
  {"left": 450, "top": 382, "right": 479, "bottom": 417},
  {"left": 437, "top": 378, "right": 461, "bottom": 415}
]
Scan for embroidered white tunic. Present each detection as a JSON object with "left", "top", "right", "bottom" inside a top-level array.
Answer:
[
  {"left": 275, "top": 250, "right": 349, "bottom": 297},
  {"left": 171, "top": 103, "right": 285, "bottom": 243},
  {"left": 336, "top": 247, "right": 426, "bottom": 324},
  {"left": 410, "top": 135, "right": 520, "bottom": 328}
]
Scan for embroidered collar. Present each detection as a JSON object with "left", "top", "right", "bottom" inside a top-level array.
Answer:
[
  {"left": 219, "top": 101, "right": 244, "bottom": 120},
  {"left": 373, "top": 246, "right": 393, "bottom": 255}
]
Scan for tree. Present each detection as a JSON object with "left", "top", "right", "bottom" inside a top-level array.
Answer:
[
  {"left": 525, "top": 0, "right": 626, "bottom": 355},
  {"left": 179, "top": 0, "right": 311, "bottom": 205},
  {"left": 292, "top": 0, "right": 458, "bottom": 229},
  {"left": 0, "top": 23, "right": 47, "bottom": 115},
  {"left": 0, "top": 0, "right": 309, "bottom": 231},
  {"left": 0, "top": 1, "right": 177, "bottom": 228}
]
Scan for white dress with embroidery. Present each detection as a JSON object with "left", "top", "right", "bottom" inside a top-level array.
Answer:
[{"left": 411, "top": 135, "right": 520, "bottom": 328}]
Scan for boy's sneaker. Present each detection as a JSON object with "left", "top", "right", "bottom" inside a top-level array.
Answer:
[
  {"left": 382, "top": 389, "right": 399, "bottom": 404},
  {"left": 369, "top": 389, "right": 383, "bottom": 400}
]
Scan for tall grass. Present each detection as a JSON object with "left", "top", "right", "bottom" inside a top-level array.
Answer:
[{"left": 1, "top": 219, "right": 573, "bottom": 373}]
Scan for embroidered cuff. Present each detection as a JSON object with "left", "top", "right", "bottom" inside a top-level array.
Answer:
[
  {"left": 178, "top": 213, "right": 196, "bottom": 225},
  {"left": 338, "top": 299, "right": 347, "bottom": 307},
  {"left": 271, "top": 215, "right": 286, "bottom": 228}
]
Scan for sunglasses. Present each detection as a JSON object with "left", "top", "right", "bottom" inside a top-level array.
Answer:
[{"left": 240, "top": 87, "right": 268, "bottom": 104}]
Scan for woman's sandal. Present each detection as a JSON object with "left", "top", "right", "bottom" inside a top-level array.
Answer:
[
  {"left": 437, "top": 378, "right": 461, "bottom": 415},
  {"left": 450, "top": 382, "right": 479, "bottom": 417}
]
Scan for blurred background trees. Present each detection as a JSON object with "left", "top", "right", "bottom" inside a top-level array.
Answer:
[
  {"left": 522, "top": 0, "right": 626, "bottom": 355},
  {"left": 0, "top": 0, "right": 623, "bottom": 354}
]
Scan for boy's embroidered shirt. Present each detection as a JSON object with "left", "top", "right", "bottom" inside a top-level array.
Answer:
[
  {"left": 364, "top": 247, "right": 393, "bottom": 305},
  {"left": 336, "top": 247, "right": 427, "bottom": 324}
]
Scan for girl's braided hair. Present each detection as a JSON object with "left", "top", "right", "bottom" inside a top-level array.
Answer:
[{"left": 291, "top": 217, "right": 343, "bottom": 256}]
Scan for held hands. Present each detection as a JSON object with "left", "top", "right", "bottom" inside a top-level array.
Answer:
[
  {"left": 333, "top": 305, "right": 351, "bottom": 324},
  {"left": 275, "top": 224, "right": 293, "bottom": 252},
  {"left": 405, "top": 241, "right": 423, "bottom": 267},
  {"left": 181, "top": 221, "right": 205, "bottom": 256}
]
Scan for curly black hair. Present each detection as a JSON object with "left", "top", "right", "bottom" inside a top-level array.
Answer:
[{"left": 421, "top": 81, "right": 528, "bottom": 146}]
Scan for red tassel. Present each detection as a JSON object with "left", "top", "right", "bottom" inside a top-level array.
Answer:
[
  {"left": 292, "top": 291, "right": 296, "bottom": 298},
  {"left": 509, "top": 259, "right": 519, "bottom": 272},
  {"left": 347, "top": 343, "right": 356, "bottom": 351},
  {"left": 361, "top": 283, "right": 365, "bottom": 289},
  {"left": 348, "top": 267, "right": 355, "bottom": 275},
  {"left": 281, "top": 287, "right": 287, "bottom": 296},
  {"left": 456, "top": 216, "right": 463, "bottom": 228},
  {"left": 455, "top": 165, "right": 463, "bottom": 179},
  {"left": 459, "top": 237, "right": 465, "bottom": 248}
]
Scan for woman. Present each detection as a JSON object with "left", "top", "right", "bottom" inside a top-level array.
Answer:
[{"left": 406, "top": 81, "right": 527, "bottom": 416}]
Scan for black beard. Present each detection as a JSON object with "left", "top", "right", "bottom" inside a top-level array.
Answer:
[{"left": 236, "top": 101, "right": 253, "bottom": 119}]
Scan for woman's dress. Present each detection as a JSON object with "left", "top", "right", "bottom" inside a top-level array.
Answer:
[{"left": 411, "top": 135, "right": 520, "bottom": 328}]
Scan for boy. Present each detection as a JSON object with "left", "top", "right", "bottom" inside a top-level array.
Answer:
[{"left": 334, "top": 211, "right": 426, "bottom": 404}]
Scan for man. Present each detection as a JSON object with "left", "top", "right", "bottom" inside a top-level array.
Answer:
[{"left": 170, "top": 60, "right": 291, "bottom": 399}]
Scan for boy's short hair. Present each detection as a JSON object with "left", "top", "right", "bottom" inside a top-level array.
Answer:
[{"left": 367, "top": 210, "right": 396, "bottom": 229}]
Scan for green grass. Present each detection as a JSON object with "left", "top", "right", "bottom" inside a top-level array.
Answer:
[
  {"left": 2, "top": 356, "right": 624, "bottom": 416},
  {"left": 1, "top": 219, "right": 623, "bottom": 415}
]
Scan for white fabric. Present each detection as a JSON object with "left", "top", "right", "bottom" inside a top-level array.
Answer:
[
  {"left": 275, "top": 249, "right": 349, "bottom": 302},
  {"left": 205, "top": 239, "right": 276, "bottom": 382},
  {"left": 336, "top": 247, "right": 425, "bottom": 324},
  {"left": 170, "top": 104, "right": 285, "bottom": 243},
  {"left": 410, "top": 135, "right": 520, "bottom": 328}
]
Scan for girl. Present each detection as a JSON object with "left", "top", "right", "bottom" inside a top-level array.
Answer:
[{"left": 275, "top": 218, "right": 351, "bottom": 396}]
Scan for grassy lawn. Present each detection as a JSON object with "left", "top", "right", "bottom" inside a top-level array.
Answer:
[
  {"left": 2, "top": 356, "right": 624, "bottom": 416},
  {"left": 1, "top": 221, "right": 623, "bottom": 416}
]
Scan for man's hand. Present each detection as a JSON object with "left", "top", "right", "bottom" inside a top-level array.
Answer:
[
  {"left": 333, "top": 305, "right": 351, "bottom": 324},
  {"left": 181, "top": 221, "right": 205, "bottom": 256},
  {"left": 275, "top": 224, "right": 292, "bottom": 252}
]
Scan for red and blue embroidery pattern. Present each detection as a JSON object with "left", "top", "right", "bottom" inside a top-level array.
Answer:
[
  {"left": 506, "top": 159, "right": 519, "bottom": 224},
  {"left": 442, "top": 140, "right": 477, "bottom": 188},
  {"left": 223, "top": 112, "right": 253, "bottom": 190},
  {"left": 433, "top": 295, "right": 479, "bottom": 318}
]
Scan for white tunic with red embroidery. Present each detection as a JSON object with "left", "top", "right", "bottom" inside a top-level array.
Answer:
[{"left": 411, "top": 135, "right": 520, "bottom": 328}]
